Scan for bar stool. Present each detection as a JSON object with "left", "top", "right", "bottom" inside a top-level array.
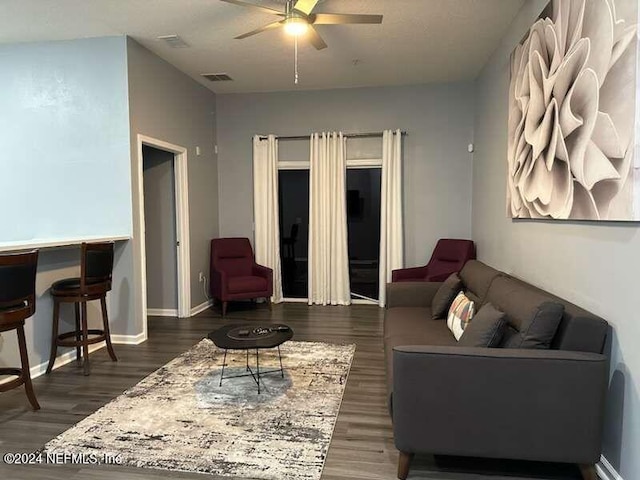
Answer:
[
  {"left": 46, "top": 242, "right": 117, "bottom": 376},
  {"left": 0, "top": 250, "right": 40, "bottom": 410}
]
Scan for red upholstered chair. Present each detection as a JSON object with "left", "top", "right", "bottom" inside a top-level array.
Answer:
[
  {"left": 210, "top": 238, "right": 273, "bottom": 316},
  {"left": 392, "top": 239, "right": 476, "bottom": 283}
]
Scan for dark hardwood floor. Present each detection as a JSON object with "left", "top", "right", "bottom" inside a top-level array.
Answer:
[{"left": 0, "top": 303, "right": 582, "bottom": 479}]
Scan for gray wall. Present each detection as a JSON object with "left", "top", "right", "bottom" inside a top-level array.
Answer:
[
  {"left": 216, "top": 83, "right": 475, "bottom": 267},
  {"left": 472, "top": 1, "right": 639, "bottom": 478},
  {"left": 0, "top": 37, "right": 133, "bottom": 373},
  {"left": 127, "top": 38, "right": 219, "bottom": 319},
  {"left": 143, "top": 146, "right": 178, "bottom": 311}
]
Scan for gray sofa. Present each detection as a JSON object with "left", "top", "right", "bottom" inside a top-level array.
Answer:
[{"left": 385, "top": 260, "right": 609, "bottom": 480}]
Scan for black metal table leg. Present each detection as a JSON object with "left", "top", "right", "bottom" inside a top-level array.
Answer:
[
  {"left": 219, "top": 349, "right": 227, "bottom": 387},
  {"left": 277, "top": 345, "right": 284, "bottom": 378},
  {"left": 246, "top": 349, "right": 249, "bottom": 371},
  {"left": 256, "top": 348, "right": 260, "bottom": 394}
]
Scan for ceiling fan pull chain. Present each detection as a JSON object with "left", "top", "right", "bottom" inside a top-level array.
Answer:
[{"left": 294, "top": 35, "right": 299, "bottom": 85}]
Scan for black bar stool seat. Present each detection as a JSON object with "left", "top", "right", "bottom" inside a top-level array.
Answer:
[
  {"left": 0, "top": 250, "right": 40, "bottom": 410},
  {"left": 46, "top": 242, "right": 117, "bottom": 376}
]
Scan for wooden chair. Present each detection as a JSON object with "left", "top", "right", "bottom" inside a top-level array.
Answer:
[
  {"left": 0, "top": 250, "right": 40, "bottom": 410},
  {"left": 46, "top": 242, "right": 117, "bottom": 376}
]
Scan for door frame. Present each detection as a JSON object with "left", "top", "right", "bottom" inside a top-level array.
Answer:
[{"left": 136, "top": 134, "right": 191, "bottom": 337}]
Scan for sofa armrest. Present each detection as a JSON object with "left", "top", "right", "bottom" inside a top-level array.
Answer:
[
  {"left": 392, "top": 265, "right": 428, "bottom": 282},
  {"left": 385, "top": 282, "right": 442, "bottom": 309},
  {"left": 392, "top": 346, "right": 607, "bottom": 464},
  {"left": 210, "top": 268, "right": 227, "bottom": 298},
  {"left": 253, "top": 264, "right": 273, "bottom": 299},
  {"left": 252, "top": 263, "right": 272, "bottom": 279}
]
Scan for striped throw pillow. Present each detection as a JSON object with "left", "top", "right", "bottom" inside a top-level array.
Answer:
[{"left": 447, "top": 291, "right": 475, "bottom": 341}]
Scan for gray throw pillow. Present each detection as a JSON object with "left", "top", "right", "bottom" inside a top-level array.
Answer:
[
  {"left": 458, "top": 302, "right": 506, "bottom": 347},
  {"left": 502, "top": 301, "right": 564, "bottom": 349},
  {"left": 431, "top": 273, "right": 462, "bottom": 319}
]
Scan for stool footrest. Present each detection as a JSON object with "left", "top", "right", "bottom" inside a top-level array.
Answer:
[
  {"left": 0, "top": 369, "right": 25, "bottom": 392},
  {"left": 57, "top": 329, "right": 107, "bottom": 347}
]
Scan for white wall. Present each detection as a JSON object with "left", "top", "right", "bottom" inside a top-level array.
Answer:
[
  {"left": 216, "top": 83, "right": 475, "bottom": 267},
  {"left": 472, "top": 1, "right": 639, "bottom": 477}
]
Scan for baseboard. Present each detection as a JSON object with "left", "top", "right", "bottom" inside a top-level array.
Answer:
[
  {"left": 191, "top": 299, "right": 213, "bottom": 316},
  {"left": 0, "top": 332, "right": 147, "bottom": 387},
  {"left": 147, "top": 308, "right": 178, "bottom": 317},
  {"left": 111, "top": 332, "right": 147, "bottom": 345},
  {"left": 597, "top": 455, "right": 624, "bottom": 480}
]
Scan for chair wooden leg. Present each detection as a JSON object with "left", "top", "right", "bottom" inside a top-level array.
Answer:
[
  {"left": 398, "top": 451, "right": 413, "bottom": 480},
  {"left": 74, "top": 302, "right": 81, "bottom": 363},
  {"left": 46, "top": 300, "right": 60, "bottom": 374},
  {"left": 100, "top": 297, "right": 117, "bottom": 362},
  {"left": 579, "top": 464, "right": 598, "bottom": 480},
  {"left": 17, "top": 325, "right": 40, "bottom": 411},
  {"left": 222, "top": 301, "right": 228, "bottom": 317},
  {"left": 81, "top": 301, "right": 90, "bottom": 376}
]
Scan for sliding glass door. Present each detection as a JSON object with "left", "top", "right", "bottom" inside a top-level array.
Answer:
[
  {"left": 347, "top": 168, "right": 381, "bottom": 301},
  {"left": 276, "top": 137, "right": 383, "bottom": 304},
  {"left": 278, "top": 169, "right": 309, "bottom": 298}
]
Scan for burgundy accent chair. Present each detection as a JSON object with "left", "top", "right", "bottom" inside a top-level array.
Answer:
[
  {"left": 392, "top": 239, "right": 476, "bottom": 283},
  {"left": 210, "top": 238, "right": 273, "bottom": 316}
]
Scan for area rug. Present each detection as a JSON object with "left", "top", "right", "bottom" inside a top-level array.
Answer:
[{"left": 43, "top": 339, "right": 355, "bottom": 480}]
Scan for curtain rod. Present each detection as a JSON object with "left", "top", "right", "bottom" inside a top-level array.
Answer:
[{"left": 257, "top": 131, "right": 408, "bottom": 141}]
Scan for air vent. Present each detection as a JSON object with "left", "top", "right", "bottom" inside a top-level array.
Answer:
[
  {"left": 158, "top": 35, "right": 190, "bottom": 48},
  {"left": 202, "top": 73, "right": 233, "bottom": 82}
]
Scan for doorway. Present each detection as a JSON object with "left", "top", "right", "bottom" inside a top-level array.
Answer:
[
  {"left": 136, "top": 135, "right": 191, "bottom": 341},
  {"left": 142, "top": 145, "right": 179, "bottom": 316}
]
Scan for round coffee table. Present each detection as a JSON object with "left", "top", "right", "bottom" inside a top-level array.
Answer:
[{"left": 208, "top": 324, "right": 293, "bottom": 394}]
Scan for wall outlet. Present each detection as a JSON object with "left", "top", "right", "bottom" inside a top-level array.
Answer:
[{"left": 199, "top": 272, "right": 205, "bottom": 282}]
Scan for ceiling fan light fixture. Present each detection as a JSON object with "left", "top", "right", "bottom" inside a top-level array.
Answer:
[{"left": 283, "top": 17, "right": 308, "bottom": 36}]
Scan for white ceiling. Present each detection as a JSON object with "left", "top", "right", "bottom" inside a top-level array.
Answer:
[{"left": 0, "top": 0, "right": 525, "bottom": 93}]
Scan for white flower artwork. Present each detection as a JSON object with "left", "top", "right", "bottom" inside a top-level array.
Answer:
[{"left": 507, "top": 0, "right": 639, "bottom": 220}]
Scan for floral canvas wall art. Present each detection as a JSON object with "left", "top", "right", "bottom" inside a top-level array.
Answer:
[{"left": 507, "top": 0, "right": 639, "bottom": 220}]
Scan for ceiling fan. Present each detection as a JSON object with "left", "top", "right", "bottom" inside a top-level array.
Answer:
[{"left": 220, "top": 0, "right": 383, "bottom": 50}]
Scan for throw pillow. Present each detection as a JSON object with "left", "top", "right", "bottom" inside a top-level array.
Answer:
[
  {"left": 502, "top": 301, "right": 564, "bottom": 349},
  {"left": 447, "top": 291, "right": 475, "bottom": 340},
  {"left": 458, "top": 302, "right": 506, "bottom": 347},
  {"left": 431, "top": 273, "right": 463, "bottom": 320}
]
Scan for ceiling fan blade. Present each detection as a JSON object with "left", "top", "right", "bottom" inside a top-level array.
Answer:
[
  {"left": 220, "top": 0, "right": 284, "bottom": 16},
  {"left": 293, "top": 0, "right": 319, "bottom": 15},
  {"left": 235, "top": 20, "right": 284, "bottom": 39},
  {"left": 310, "top": 13, "right": 383, "bottom": 25},
  {"left": 307, "top": 25, "right": 327, "bottom": 50}
]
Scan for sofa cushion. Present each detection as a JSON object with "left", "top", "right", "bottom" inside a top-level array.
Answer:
[
  {"left": 227, "top": 275, "right": 268, "bottom": 294},
  {"left": 431, "top": 273, "right": 462, "bottom": 319},
  {"left": 447, "top": 291, "right": 475, "bottom": 340},
  {"left": 458, "top": 302, "right": 506, "bottom": 347},
  {"left": 459, "top": 260, "right": 502, "bottom": 304},
  {"left": 485, "top": 276, "right": 564, "bottom": 349}
]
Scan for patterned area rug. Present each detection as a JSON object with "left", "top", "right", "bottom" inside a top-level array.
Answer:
[{"left": 43, "top": 339, "right": 355, "bottom": 479}]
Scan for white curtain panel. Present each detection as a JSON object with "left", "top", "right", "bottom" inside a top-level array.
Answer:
[
  {"left": 308, "top": 132, "right": 351, "bottom": 306},
  {"left": 379, "top": 129, "right": 404, "bottom": 307},
  {"left": 252, "top": 135, "right": 283, "bottom": 303}
]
